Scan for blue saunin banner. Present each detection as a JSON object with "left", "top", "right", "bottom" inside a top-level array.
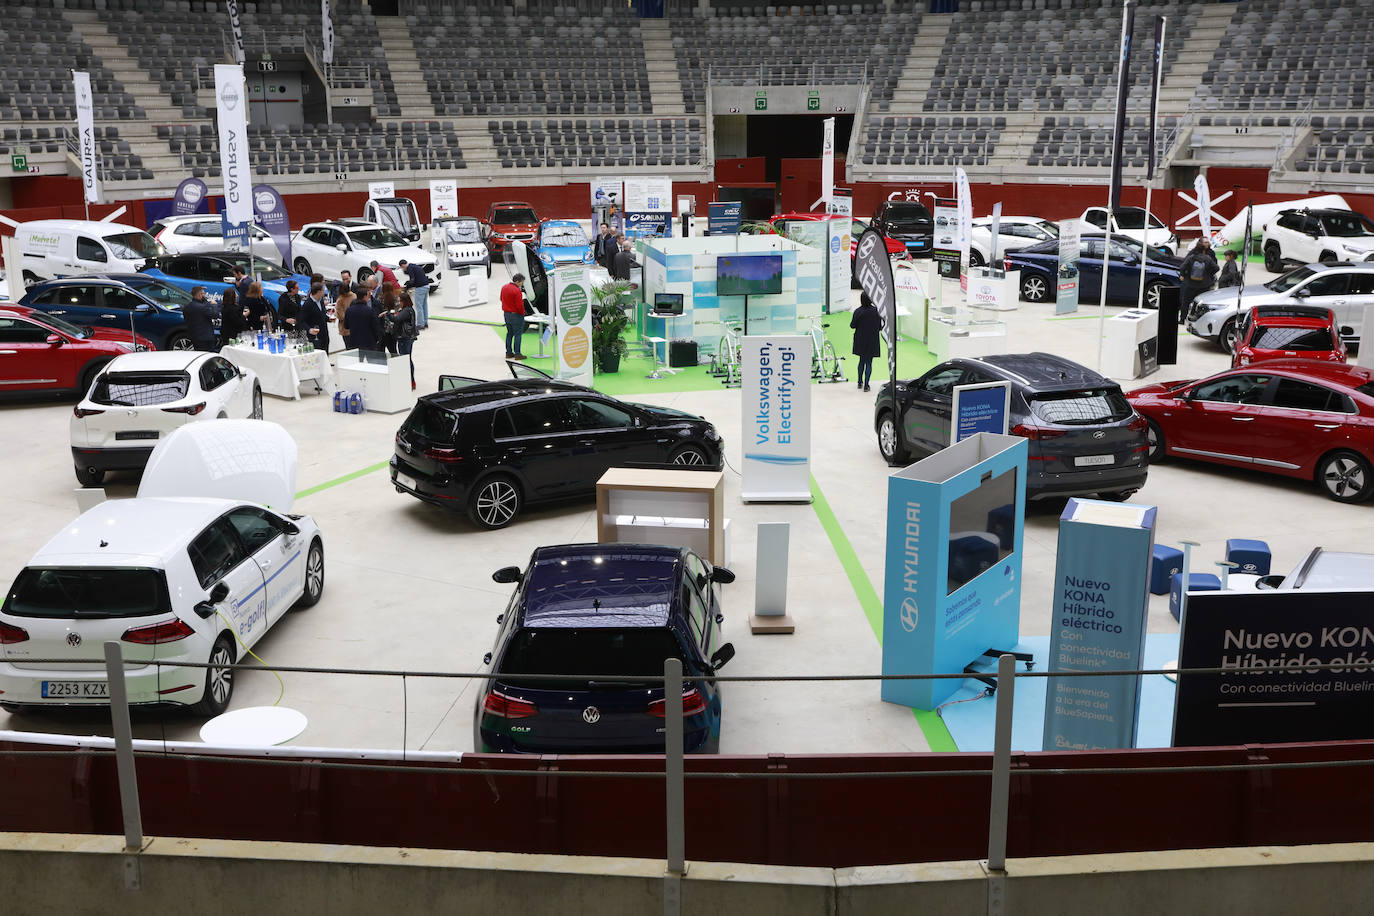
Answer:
[
  {"left": 172, "top": 177, "right": 209, "bottom": 216},
  {"left": 252, "top": 184, "right": 291, "bottom": 266}
]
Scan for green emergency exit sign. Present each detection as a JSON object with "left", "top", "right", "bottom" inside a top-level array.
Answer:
[
  {"left": 10, "top": 154, "right": 26, "bottom": 172},
  {"left": 807, "top": 96, "right": 820, "bottom": 111},
  {"left": 755, "top": 90, "right": 767, "bottom": 111}
]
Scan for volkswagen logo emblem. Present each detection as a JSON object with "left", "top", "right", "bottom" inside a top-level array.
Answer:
[
  {"left": 1093, "top": 430, "right": 1106, "bottom": 439},
  {"left": 66, "top": 632, "right": 82, "bottom": 648},
  {"left": 899, "top": 597, "right": 919, "bottom": 633},
  {"left": 582, "top": 706, "right": 601, "bottom": 724}
]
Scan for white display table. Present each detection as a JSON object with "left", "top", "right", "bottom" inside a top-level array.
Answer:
[
  {"left": 596, "top": 467, "right": 726, "bottom": 566},
  {"left": 444, "top": 267, "right": 487, "bottom": 310},
  {"left": 1102, "top": 308, "right": 1160, "bottom": 380},
  {"left": 965, "top": 267, "right": 1020, "bottom": 311},
  {"left": 334, "top": 351, "right": 416, "bottom": 414},
  {"left": 221, "top": 342, "right": 334, "bottom": 400},
  {"left": 928, "top": 312, "right": 1007, "bottom": 361}
]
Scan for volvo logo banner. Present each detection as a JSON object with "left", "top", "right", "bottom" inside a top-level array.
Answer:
[{"left": 582, "top": 706, "right": 601, "bottom": 724}]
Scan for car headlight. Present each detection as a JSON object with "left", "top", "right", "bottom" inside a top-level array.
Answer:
[
  {"left": 115, "top": 341, "right": 137, "bottom": 351},
  {"left": 1344, "top": 245, "right": 1364, "bottom": 254}
]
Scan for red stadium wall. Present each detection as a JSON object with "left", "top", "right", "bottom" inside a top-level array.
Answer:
[{"left": 715, "top": 157, "right": 768, "bottom": 183}]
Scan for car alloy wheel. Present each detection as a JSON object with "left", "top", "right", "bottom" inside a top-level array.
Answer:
[
  {"left": 471, "top": 477, "right": 521, "bottom": 529},
  {"left": 1021, "top": 274, "right": 1048, "bottom": 302},
  {"left": 194, "top": 636, "right": 235, "bottom": 716},
  {"left": 1318, "top": 451, "right": 1373, "bottom": 502},
  {"left": 251, "top": 386, "right": 263, "bottom": 419},
  {"left": 296, "top": 539, "right": 325, "bottom": 608},
  {"left": 1219, "top": 318, "right": 1240, "bottom": 354},
  {"left": 1145, "top": 420, "right": 1165, "bottom": 463},
  {"left": 168, "top": 332, "right": 194, "bottom": 351},
  {"left": 672, "top": 445, "right": 708, "bottom": 466},
  {"left": 293, "top": 257, "right": 312, "bottom": 276},
  {"left": 1144, "top": 281, "right": 1165, "bottom": 310}
]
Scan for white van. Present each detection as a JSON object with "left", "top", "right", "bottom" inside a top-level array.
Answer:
[{"left": 15, "top": 219, "right": 164, "bottom": 285}]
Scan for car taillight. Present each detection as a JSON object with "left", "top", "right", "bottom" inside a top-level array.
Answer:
[
  {"left": 483, "top": 689, "right": 538, "bottom": 718},
  {"left": 73, "top": 406, "right": 105, "bottom": 418},
  {"left": 162, "top": 402, "right": 207, "bottom": 415},
  {"left": 424, "top": 446, "right": 463, "bottom": 463},
  {"left": 648, "top": 688, "right": 707, "bottom": 718},
  {"left": 1011, "top": 423, "right": 1066, "bottom": 441},
  {"left": 121, "top": 618, "right": 195, "bottom": 645},
  {"left": 1126, "top": 415, "right": 1148, "bottom": 432},
  {"left": 0, "top": 621, "right": 29, "bottom": 644},
  {"left": 1004, "top": 257, "right": 1014, "bottom": 271}
]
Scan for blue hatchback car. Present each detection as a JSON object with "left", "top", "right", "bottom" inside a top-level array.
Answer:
[
  {"left": 475, "top": 544, "right": 737, "bottom": 754},
  {"left": 532, "top": 219, "right": 595, "bottom": 271},
  {"left": 142, "top": 250, "right": 310, "bottom": 307},
  {"left": 19, "top": 275, "right": 200, "bottom": 350}
]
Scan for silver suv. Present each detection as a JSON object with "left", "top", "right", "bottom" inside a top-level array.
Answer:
[{"left": 1186, "top": 262, "right": 1374, "bottom": 352}]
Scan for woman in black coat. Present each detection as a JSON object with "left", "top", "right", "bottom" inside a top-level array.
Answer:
[
  {"left": 850, "top": 292, "right": 882, "bottom": 392},
  {"left": 243, "top": 281, "right": 277, "bottom": 332},
  {"left": 218, "top": 287, "right": 248, "bottom": 343}
]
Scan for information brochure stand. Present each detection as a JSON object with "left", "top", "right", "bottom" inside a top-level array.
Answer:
[
  {"left": 596, "top": 467, "right": 726, "bottom": 567},
  {"left": 965, "top": 267, "right": 1020, "bottom": 311},
  {"left": 882, "top": 432, "right": 1028, "bottom": 710},
  {"left": 1103, "top": 309, "right": 1159, "bottom": 380},
  {"left": 1042, "top": 498, "right": 1156, "bottom": 751}
]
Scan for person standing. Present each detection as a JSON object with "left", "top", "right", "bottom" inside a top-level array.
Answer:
[
  {"left": 345, "top": 291, "right": 383, "bottom": 352},
  {"left": 231, "top": 265, "right": 252, "bottom": 302},
  {"left": 301, "top": 282, "right": 330, "bottom": 353},
  {"left": 1218, "top": 249, "right": 1242, "bottom": 289},
  {"left": 501, "top": 272, "right": 527, "bottom": 360},
  {"left": 335, "top": 290, "right": 356, "bottom": 349},
  {"left": 218, "top": 287, "right": 248, "bottom": 343},
  {"left": 611, "top": 238, "right": 638, "bottom": 281},
  {"left": 244, "top": 280, "right": 276, "bottom": 332},
  {"left": 399, "top": 258, "right": 432, "bottom": 331},
  {"left": 378, "top": 282, "right": 399, "bottom": 355},
  {"left": 389, "top": 290, "right": 418, "bottom": 390},
  {"left": 595, "top": 222, "right": 617, "bottom": 270},
  {"left": 850, "top": 292, "right": 881, "bottom": 392},
  {"left": 277, "top": 279, "right": 303, "bottom": 336},
  {"left": 184, "top": 285, "right": 219, "bottom": 352},
  {"left": 338, "top": 269, "right": 355, "bottom": 300},
  {"left": 1177, "top": 236, "right": 1219, "bottom": 321},
  {"left": 369, "top": 260, "right": 398, "bottom": 290}
]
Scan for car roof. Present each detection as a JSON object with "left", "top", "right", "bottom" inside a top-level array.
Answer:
[
  {"left": 103, "top": 351, "right": 204, "bottom": 373},
  {"left": 1229, "top": 359, "right": 1374, "bottom": 388},
  {"left": 153, "top": 214, "right": 214, "bottom": 224},
  {"left": 520, "top": 544, "right": 685, "bottom": 628},
  {"left": 1248, "top": 316, "right": 1331, "bottom": 330},
  {"left": 1250, "top": 304, "right": 1335, "bottom": 321},
  {"left": 959, "top": 353, "right": 1113, "bottom": 391},
  {"left": 491, "top": 200, "right": 534, "bottom": 207},
  {"left": 20, "top": 219, "right": 143, "bottom": 234},
  {"left": 1284, "top": 208, "right": 1366, "bottom": 218},
  {"left": 335, "top": 219, "right": 380, "bottom": 228},
  {"left": 30, "top": 276, "right": 135, "bottom": 289},
  {"left": 422, "top": 377, "right": 592, "bottom": 412},
  {"left": 542, "top": 219, "right": 582, "bottom": 229},
  {"left": 30, "top": 497, "right": 247, "bottom": 567}
]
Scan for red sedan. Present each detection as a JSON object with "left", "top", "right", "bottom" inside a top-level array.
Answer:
[
  {"left": 1128, "top": 360, "right": 1374, "bottom": 502},
  {"left": 0, "top": 306, "right": 154, "bottom": 396}
]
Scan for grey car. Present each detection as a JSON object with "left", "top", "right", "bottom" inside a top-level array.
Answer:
[{"left": 1187, "top": 262, "right": 1374, "bottom": 352}]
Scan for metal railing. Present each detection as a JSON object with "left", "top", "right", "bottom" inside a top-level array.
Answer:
[
  {"left": 1273, "top": 97, "right": 1316, "bottom": 171},
  {"left": 704, "top": 61, "right": 869, "bottom": 87}
]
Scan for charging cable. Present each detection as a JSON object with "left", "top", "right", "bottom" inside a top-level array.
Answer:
[{"left": 214, "top": 608, "right": 286, "bottom": 706}]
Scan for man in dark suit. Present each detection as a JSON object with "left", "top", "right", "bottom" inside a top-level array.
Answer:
[
  {"left": 611, "top": 239, "right": 638, "bottom": 282},
  {"left": 594, "top": 222, "right": 617, "bottom": 270},
  {"left": 345, "top": 292, "right": 383, "bottom": 352},
  {"left": 184, "top": 285, "right": 219, "bottom": 352},
  {"left": 301, "top": 283, "right": 330, "bottom": 352}
]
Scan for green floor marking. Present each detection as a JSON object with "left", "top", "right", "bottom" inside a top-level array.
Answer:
[{"left": 294, "top": 460, "right": 390, "bottom": 500}]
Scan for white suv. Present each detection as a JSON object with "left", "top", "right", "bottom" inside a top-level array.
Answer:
[
  {"left": 290, "top": 219, "right": 438, "bottom": 286},
  {"left": 1262, "top": 208, "right": 1374, "bottom": 273},
  {"left": 969, "top": 216, "right": 1058, "bottom": 267},
  {"left": 150, "top": 215, "right": 279, "bottom": 261}
]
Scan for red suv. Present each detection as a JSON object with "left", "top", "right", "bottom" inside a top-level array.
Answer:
[
  {"left": 1232, "top": 305, "right": 1348, "bottom": 368},
  {"left": 769, "top": 212, "right": 907, "bottom": 288},
  {"left": 0, "top": 306, "right": 154, "bottom": 397},
  {"left": 481, "top": 201, "right": 541, "bottom": 255}
]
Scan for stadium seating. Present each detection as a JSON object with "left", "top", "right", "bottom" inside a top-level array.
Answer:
[
  {"left": 1025, "top": 114, "right": 1180, "bottom": 169},
  {"left": 488, "top": 117, "right": 703, "bottom": 168},
  {"left": 0, "top": 5, "right": 140, "bottom": 121},
  {"left": 859, "top": 116, "right": 1006, "bottom": 168}
]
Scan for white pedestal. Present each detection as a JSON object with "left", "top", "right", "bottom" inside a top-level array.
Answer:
[
  {"left": 335, "top": 352, "right": 415, "bottom": 414},
  {"left": 445, "top": 268, "right": 486, "bottom": 310},
  {"left": 928, "top": 313, "right": 1008, "bottom": 361},
  {"left": 966, "top": 268, "right": 1020, "bottom": 311},
  {"left": 1103, "top": 308, "right": 1160, "bottom": 380}
]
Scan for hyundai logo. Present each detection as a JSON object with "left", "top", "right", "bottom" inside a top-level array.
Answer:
[
  {"left": 899, "top": 597, "right": 919, "bottom": 632},
  {"left": 66, "top": 632, "right": 82, "bottom": 648},
  {"left": 582, "top": 706, "right": 601, "bottom": 724},
  {"left": 1093, "top": 430, "right": 1106, "bottom": 439}
]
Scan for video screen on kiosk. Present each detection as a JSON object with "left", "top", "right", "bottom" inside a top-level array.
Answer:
[
  {"left": 946, "top": 468, "right": 1018, "bottom": 595},
  {"left": 717, "top": 254, "right": 783, "bottom": 297},
  {"left": 652, "top": 293, "right": 684, "bottom": 315}
]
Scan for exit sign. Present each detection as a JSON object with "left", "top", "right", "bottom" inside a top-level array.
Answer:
[
  {"left": 755, "top": 90, "right": 767, "bottom": 111},
  {"left": 807, "top": 97, "right": 820, "bottom": 111},
  {"left": 10, "top": 153, "right": 26, "bottom": 172}
]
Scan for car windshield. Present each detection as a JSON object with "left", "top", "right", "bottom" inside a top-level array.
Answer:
[
  {"left": 128, "top": 278, "right": 192, "bottom": 308},
  {"left": 443, "top": 221, "right": 481, "bottom": 243},
  {"left": 92, "top": 371, "right": 191, "bottom": 406},
  {"left": 1252, "top": 327, "right": 1334, "bottom": 351},
  {"left": 104, "top": 231, "right": 162, "bottom": 260},
  {"left": 1111, "top": 208, "right": 1165, "bottom": 230},
  {"left": 542, "top": 225, "right": 587, "bottom": 247},
  {"left": 1266, "top": 266, "right": 1318, "bottom": 293},
  {"left": 882, "top": 203, "right": 931, "bottom": 224},
  {"left": 241, "top": 257, "right": 290, "bottom": 281},
  {"left": 1321, "top": 213, "right": 1374, "bottom": 238},
  {"left": 1035, "top": 219, "right": 1060, "bottom": 237},
  {"left": 39, "top": 312, "right": 92, "bottom": 338},
  {"left": 492, "top": 208, "right": 537, "bottom": 225},
  {"left": 498, "top": 627, "right": 687, "bottom": 689},
  {"left": 5, "top": 567, "right": 169, "bottom": 619},
  {"left": 346, "top": 227, "right": 408, "bottom": 250},
  {"left": 1027, "top": 388, "right": 1133, "bottom": 424},
  {"left": 401, "top": 400, "right": 458, "bottom": 441}
]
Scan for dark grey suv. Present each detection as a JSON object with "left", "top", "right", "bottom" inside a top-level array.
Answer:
[{"left": 874, "top": 353, "right": 1150, "bottom": 500}]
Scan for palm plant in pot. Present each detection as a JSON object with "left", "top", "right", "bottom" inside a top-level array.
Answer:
[{"left": 591, "top": 279, "right": 634, "bottom": 373}]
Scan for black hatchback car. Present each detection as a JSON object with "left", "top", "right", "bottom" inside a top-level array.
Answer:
[
  {"left": 475, "top": 543, "right": 737, "bottom": 754},
  {"left": 391, "top": 365, "right": 724, "bottom": 528},
  {"left": 874, "top": 353, "right": 1149, "bottom": 500}
]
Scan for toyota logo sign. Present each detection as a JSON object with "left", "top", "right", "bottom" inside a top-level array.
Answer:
[
  {"left": 582, "top": 706, "right": 601, "bottom": 724},
  {"left": 66, "top": 632, "right": 82, "bottom": 648}
]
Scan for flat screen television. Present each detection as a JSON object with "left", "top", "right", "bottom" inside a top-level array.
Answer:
[
  {"left": 652, "top": 293, "right": 684, "bottom": 315},
  {"left": 946, "top": 468, "right": 1018, "bottom": 595},
  {"left": 717, "top": 254, "right": 783, "bottom": 297}
]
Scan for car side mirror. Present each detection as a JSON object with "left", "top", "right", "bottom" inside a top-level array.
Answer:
[
  {"left": 483, "top": 652, "right": 493, "bottom": 665},
  {"left": 222, "top": 276, "right": 234, "bottom": 283},
  {"left": 710, "top": 643, "right": 736, "bottom": 670},
  {"left": 710, "top": 566, "right": 736, "bottom": 585},
  {"left": 46, "top": 333, "right": 63, "bottom": 346},
  {"left": 1293, "top": 287, "right": 1310, "bottom": 298},
  {"left": 210, "top": 582, "right": 230, "bottom": 602},
  {"left": 135, "top": 304, "right": 152, "bottom": 313},
  {"left": 1256, "top": 574, "right": 1285, "bottom": 590},
  {"left": 1341, "top": 326, "right": 1354, "bottom": 336},
  {"left": 336, "top": 244, "right": 348, "bottom": 253},
  {"left": 492, "top": 566, "right": 521, "bottom": 584},
  {"left": 283, "top": 521, "right": 300, "bottom": 536}
]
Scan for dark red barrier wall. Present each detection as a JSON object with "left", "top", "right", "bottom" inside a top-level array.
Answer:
[{"left": 4, "top": 741, "right": 1374, "bottom": 866}]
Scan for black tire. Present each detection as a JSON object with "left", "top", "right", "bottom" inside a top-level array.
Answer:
[
  {"left": 75, "top": 465, "right": 105, "bottom": 487},
  {"left": 165, "top": 331, "right": 194, "bottom": 351},
  {"left": 671, "top": 444, "right": 710, "bottom": 467},
  {"left": 486, "top": 261, "right": 492, "bottom": 278},
  {"left": 1218, "top": 317, "right": 1240, "bottom": 354},
  {"left": 1264, "top": 243, "right": 1283, "bottom": 273},
  {"left": 1144, "top": 281, "right": 1166, "bottom": 311},
  {"left": 250, "top": 384, "right": 263, "bottom": 419},
  {"left": 1146, "top": 419, "right": 1166, "bottom": 463},
  {"left": 1021, "top": 272, "right": 1050, "bottom": 302},
  {"left": 1319, "top": 250, "right": 1338, "bottom": 265},
  {"left": 193, "top": 636, "right": 235, "bottom": 716},
  {"left": 968, "top": 249, "right": 985, "bottom": 268},
  {"left": 293, "top": 257, "right": 312, "bottom": 276},
  {"left": 357, "top": 266, "right": 373, "bottom": 283},
  {"left": 1316, "top": 450, "right": 1374, "bottom": 503},
  {"left": 877, "top": 411, "right": 908, "bottom": 464},
  {"left": 467, "top": 475, "right": 523, "bottom": 529},
  {"left": 295, "top": 538, "right": 324, "bottom": 608}
]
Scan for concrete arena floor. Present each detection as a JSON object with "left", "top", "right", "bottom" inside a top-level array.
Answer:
[{"left": 3, "top": 258, "right": 1372, "bottom": 756}]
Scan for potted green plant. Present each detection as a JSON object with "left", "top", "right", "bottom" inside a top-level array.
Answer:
[{"left": 591, "top": 280, "right": 634, "bottom": 373}]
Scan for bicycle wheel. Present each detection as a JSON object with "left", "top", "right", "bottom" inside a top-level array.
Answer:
[{"left": 820, "top": 340, "right": 841, "bottom": 381}]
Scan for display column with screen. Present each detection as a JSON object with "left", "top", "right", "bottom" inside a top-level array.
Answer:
[{"left": 717, "top": 253, "right": 784, "bottom": 333}]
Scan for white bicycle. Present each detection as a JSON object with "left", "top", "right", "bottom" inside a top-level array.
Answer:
[
  {"left": 808, "top": 319, "right": 844, "bottom": 383},
  {"left": 710, "top": 321, "right": 744, "bottom": 388}
]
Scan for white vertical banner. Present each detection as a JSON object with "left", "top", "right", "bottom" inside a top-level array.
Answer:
[
  {"left": 225, "top": 0, "right": 245, "bottom": 64},
  {"left": 1193, "top": 173, "right": 1213, "bottom": 238},
  {"left": 214, "top": 64, "right": 252, "bottom": 227},
  {"left": 368, "top": 181, "right": 395, "bottom": 200},
  {"left": 826, "top": 216, "right": 849, "bottom": 314},
  {"left": 818, "top": 117, "right": 835, "bottom": 211},
  {"left": 72, "top": 70, "right": 101, "bottom": 205},
  {"left": 553, "top": 265, "right": 593, "bottom": 388},
  {"left": 741, "top": 335, "right": 813, "bottom": 503},
  {"left": 428, "top": 179, "right": 457, "bottom": 221},
  {"left": 955, "top": 167, "right": 973, "bottom": 272},
  {"left": 321, "top": 0, "right": 335, "bottom": 65}
]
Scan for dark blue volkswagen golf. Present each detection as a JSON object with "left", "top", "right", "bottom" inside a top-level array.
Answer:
[{"left": 475, "top": 544, "right": 736, "bottom": 754}]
